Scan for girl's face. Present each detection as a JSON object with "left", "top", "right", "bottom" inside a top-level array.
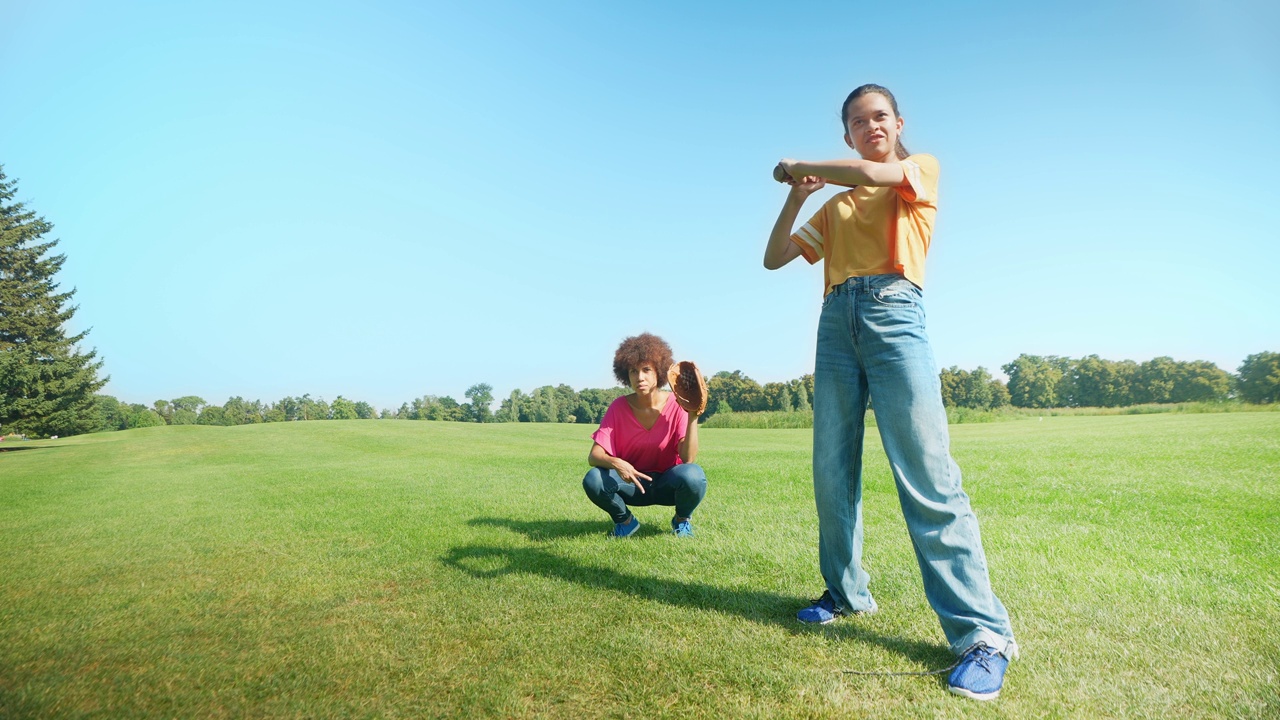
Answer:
[
  {"left": 628, "top": 362, "right": 660, "bottom": 395},
  {"left": 843, "top": 92, "right": 904, "bottom": 162}
]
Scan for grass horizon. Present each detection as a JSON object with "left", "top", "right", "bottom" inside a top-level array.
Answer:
[{"left": 2, "top": 415, "right": 1277, "bottom": 718}]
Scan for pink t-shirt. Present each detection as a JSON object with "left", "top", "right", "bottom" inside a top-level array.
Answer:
[{"left": 591, "top": 394, "right": 689, "bottom": 474}]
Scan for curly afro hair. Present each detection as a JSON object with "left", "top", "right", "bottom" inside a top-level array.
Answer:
[{"left": 612, "top": 333, "right": 674, "bottom": 388}]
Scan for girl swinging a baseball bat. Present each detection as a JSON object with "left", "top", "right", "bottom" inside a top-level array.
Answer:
[{"left": 763, "top": 84, "right": 1018, "bottom": 701}]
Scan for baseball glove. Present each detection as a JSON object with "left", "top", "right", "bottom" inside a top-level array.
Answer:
[{"left": 667, "top": 360, "right": 708, "bottom": 417}]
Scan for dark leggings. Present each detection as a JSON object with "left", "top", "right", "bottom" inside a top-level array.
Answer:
[{"left": 582, "top": 463, "right": 707, "bottom": 524}]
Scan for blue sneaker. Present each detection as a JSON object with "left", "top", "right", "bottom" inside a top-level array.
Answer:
[
  {"left": 947, "top": 643, "right": 1009, "bottom": 701},
  {"left": 610, "top": 515, "right": 640, "bottom": 538},
  {"left": 796, "top": 590, "right": 845, "bottom": 624},
  {"left": 671, "top": 516, "right": 694, "bottom": 537}
]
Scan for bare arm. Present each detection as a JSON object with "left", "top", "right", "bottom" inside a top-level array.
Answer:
[
  {"left": 764, "top": 178, "right": 825, "bottom": 270},
  {"left": 779, "top": 157, "right": 905, "bottom": 188},
  {"left": 678, "top": 414, "right": 699, "bottom": 464}
]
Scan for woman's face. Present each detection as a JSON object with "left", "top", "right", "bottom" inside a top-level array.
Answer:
[{"left": 628, "top": 362, "right": 660, "bottom": 395}]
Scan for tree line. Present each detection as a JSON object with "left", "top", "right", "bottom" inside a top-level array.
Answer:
[
  {"left": 3, "top": 164, "right": 1279, "bottom": 439},
  {"left": 83, "top": 350, "right": 1280, "bottom": 433},
  {"left": 997, "top": 353, "right": 1278, "bottom": 408}
]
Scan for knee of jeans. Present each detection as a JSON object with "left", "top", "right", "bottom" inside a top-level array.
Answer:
[
  {"left": 671, "top": 463, "right": 707, "bottom": 491},
  {"left": 582, "top": 467, "right": 610, "bottom": 495}
]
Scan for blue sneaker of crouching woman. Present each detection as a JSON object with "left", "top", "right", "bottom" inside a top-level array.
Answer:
[
  {"left": 671, "top": 516, "right": 694, "bottom": 537},
  {"left": 610, "top": 514, "right": 640, "bottom": 539},
  {"left": 947, "top": 642, "right": 1010, "bottom": 701}
]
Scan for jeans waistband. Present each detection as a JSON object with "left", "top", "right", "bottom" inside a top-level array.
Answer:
[{"left": 830, "top": 274, "right": 904, "bottom": 295}]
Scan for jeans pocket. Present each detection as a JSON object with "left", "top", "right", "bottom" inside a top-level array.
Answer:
[{"left": 870, "top": 278, "right": 920, "bottom": 308}]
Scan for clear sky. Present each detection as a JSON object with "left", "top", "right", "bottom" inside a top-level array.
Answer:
[{"left": 3, "top": 0, "right": 1277, "bottom": 412}]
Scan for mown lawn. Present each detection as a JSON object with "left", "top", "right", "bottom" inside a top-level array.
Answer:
[{"left": 1, "top": 414, "right": 1277, "bottom": 718}]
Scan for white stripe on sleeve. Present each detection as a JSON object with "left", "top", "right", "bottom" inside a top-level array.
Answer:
[
  {"left": 901, "top": 160, "right": 927, "bottom": 202},
  {"left": 796, "top": 223, "right": 824, "bottom": 256}
]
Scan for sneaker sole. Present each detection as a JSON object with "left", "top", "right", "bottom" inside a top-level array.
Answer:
[
  {"left": 948, "top": 686, "right": 1000, "bottom": 701},
  {"left": 797, "top": 606, "right": 877, "bottom": 624}
]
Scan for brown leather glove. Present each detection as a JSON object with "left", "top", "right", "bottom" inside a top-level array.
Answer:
[{"left": 667, "top": 361, "right": 708, "bottom": 417}]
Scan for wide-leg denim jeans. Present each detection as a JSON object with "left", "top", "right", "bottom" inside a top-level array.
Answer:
[
  {"left": 583, "top": 463, "right": 707, "bottom": 524},
  {"left": 813, "top": 274, "right": 1016, "bottom": 658}
]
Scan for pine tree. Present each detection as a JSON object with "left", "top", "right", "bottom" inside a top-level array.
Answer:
[{"left": 0, "top": 166, "right": 107, "bottom": 437}]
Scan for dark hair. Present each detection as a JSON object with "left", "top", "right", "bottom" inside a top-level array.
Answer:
[
  {"left": 841, "top": 84, "right": 910, "bottom": 160},
  {"left": 612, "top": 333, "right": 674, "bottom": 387}
]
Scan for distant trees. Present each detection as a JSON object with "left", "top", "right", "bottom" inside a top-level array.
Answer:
[
  {"left": 707, "top": 370, "right": 764, "bottom": 415},
  {"left": 493, "top": 384, "right": 625, "bottom": 424},
  {"left": 940, "top": 366, "right": 1011, "bottom": 410},
  {"left": 762, "top": 382, "right": 793, "bottom": 411},
  {"left": 577, "top": 387, "right": 625, "bottom": 423},
  {"left": 1237, "top": 352, "right": 1280, "bottom": 404},
  {"left": 701, "top": 370, "right": 815, "bottom": 416},
  {"left": 1003, "top": 355, "right": 1069, "bottom": 408},
  {"left": 91, "top": 395, "right": 164, "bottom": 431},
  {"left": 0, "top": 166, "right": 107, "bottom": 437},
  {"left": 87, "top": 393, "right": 379, "bottom": 429},
  {"left": 1002, "top": 354, "right": 1236, "bottom": 408},
  {"left": 411, "top": 395, "right": 464, "bottom": 421},
  {"left": 77, "top": 347, "right": 1280, "bottom": 437},
  {"left": 464, "top": 384, "right": 494, "bottom": 423},
  {"left": 330, "top": 396, "right": 358, "bottom": 420},
  {"left": 170, "top": 396, "right": 205, "bottom": 424}
]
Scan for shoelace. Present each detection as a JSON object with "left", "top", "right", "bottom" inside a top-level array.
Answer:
[
  {"left": 966, "top": 644, "right": 994, "bottom": 673},
  {"left": 841, "top": 642, "right": 989, "bottom": 677},
  {"left": 809, "top": 590, "right": 836, "bottom": 608}
]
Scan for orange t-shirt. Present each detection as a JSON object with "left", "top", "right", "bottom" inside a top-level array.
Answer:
[{"left": 789, "top": 154, "right": 939, "bottom": 294}]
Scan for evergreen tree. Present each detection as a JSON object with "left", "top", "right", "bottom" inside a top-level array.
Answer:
[
  {"left": 0, "top": 167, "right": 107, "bottom": 437},
  {"left": 794, "top": 382, "right": 811, "bottom": 412}
]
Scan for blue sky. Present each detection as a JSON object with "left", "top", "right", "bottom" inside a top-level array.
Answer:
[{"left": 3, "top": 0, "right": 1277, "bottom": 412}]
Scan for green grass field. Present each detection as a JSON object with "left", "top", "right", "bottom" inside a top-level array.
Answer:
[{"left": 2, "top": 414, "right": 1278, "bottom": 719}]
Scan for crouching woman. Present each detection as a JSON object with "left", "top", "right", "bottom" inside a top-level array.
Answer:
[{"left": 583, "top": 333, "right": 707, "bottom": 538}]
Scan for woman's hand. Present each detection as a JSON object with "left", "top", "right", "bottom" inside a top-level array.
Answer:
[
  {"left": 611, "top": 458, "right": 651, "bottom": 493},
  {"left": 589, "top": 442, "right": 650, "bottom": 493},
  {"left": 789, "top": 175, "right": 827, "bottom": 195}
]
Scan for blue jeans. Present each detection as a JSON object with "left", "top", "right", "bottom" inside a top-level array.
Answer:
[
  {"left": 582, "top": 463, "right": 707, "bottom": 524},
  {"left": 813, "top": 274, "right": 1016, "bottom": 658}
]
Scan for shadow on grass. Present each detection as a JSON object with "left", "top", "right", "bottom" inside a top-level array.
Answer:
[
  {"left": 469, "top": 516, "right": 610, "bottom": 541},
  {"left": 0, "top": 444, "right": 45, "bottom": 453},
  {"left": 440, "top": 541, "right": 953, "bottom": 671}
]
